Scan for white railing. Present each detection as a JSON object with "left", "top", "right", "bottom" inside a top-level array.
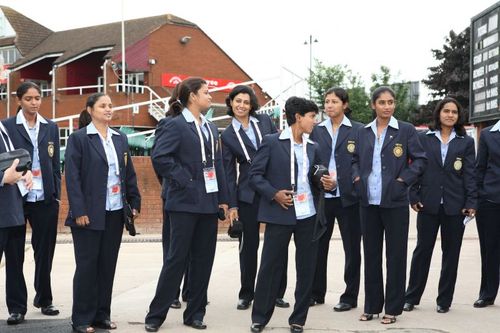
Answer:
[{"left": 58, "top": 84, "right": 102, "bottom": 95}]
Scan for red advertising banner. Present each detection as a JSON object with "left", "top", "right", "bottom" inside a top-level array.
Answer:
[
  {"left": 161, "top": 73, "right": 242, "bottom": 92},
  {"left": 0, "top": 64, "right": 9, "bottom": 84}
]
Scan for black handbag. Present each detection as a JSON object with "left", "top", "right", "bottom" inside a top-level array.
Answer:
[
  {"left": 227, "top": 219, "right": 243, "bottom": 238},
  {"left": 310, "top": 164, "right": 329, "bottom": 190},
  {"left": 123, "top": 203, "right": 137, "bottom": 236},
  {"left": 309, "top": 164, "right": 329, "bottom": 241},
  {"left": 0, "top": 148, "right": 32, "bottom": 173}
]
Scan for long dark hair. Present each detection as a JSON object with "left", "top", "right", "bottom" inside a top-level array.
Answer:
[
  {"left": 429, "top": 97, "right": 466, "bottom": 136},
  {"left": 225, "top": 85, "right": 259, "bottom": 117},
  {"left": 16, "top": 82, "right": 42, "bottom": 112},
  {"left": 168, "top": 77, "right": 207, "bottom": 116}
]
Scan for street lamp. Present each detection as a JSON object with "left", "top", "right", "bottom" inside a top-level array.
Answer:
[{"left": 304, "top": 35, "right": 318, "bottom": 99}]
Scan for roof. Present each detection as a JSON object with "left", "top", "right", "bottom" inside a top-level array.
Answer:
[
  {"left": 10, "top": 13, "right": 197, "bottom": 69},
  {"left": 0, "top": 6, "right": 53, "bottom": 55}
]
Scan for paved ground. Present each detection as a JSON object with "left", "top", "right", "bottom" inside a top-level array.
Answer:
[{"left": 1, "top": 212, "right": 499, "bottom": 333}]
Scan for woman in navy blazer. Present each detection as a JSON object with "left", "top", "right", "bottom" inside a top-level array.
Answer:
[
  {"left": 221, "top": 85, "right": 288, "bottom": 311},
  {"left": 309, "top": 87, "right": 363, "bottom": 311},
  {"left": 65, "top": 93, "right": 141, "bottom": 333},
  {"left": 404, "top": 97, "right": 477, "bottom": 313},
  {"left": 0, "top": 122, "right": 32, "bottom": 325},
  {"left": 3, "top": 82, "right": 61, "bottom": 316},
  {"left": 145, "top": 77, "right": 229, "bottom": 332},
  {"left": 249, "top": 97, "right": 335, "bottom": 333},
  {"left": 352, "top": 86, "right": 426, "bottom": 324},
  {"left": 474, "top": 116, "right": 500, "bottom": 308}
]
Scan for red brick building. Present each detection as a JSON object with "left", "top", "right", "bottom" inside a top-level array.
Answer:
[{"left": 0, "top": 5, "right": 273, "bottom": 232}]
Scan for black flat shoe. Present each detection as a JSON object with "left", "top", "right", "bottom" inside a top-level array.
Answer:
[
  {"left": 250, "top": 323, "right": 265, "bottom": 332},
  {"left": 437, "top": 305, "right": 449, "bottom": 313},
  {"left": 275, "top": 298, "right": 290, "bottom": 308},
  {"left": 7, "top": 313, "right": 25, "bottom": 325},
  {"left": 185, "top": 319, "right": 207, "bottom": 330},
  {"left": 93, "top": 319, "right": 117, "bottom": 329},
  {"left": 403, "top": 302, "right": 415, "bottom": 311},
  {"left": 170, "top": 299, "right": 182, "bottom": 309},
  {"left": 473, "top": 299, "right": 494, "bottom": 308},
  {"left": 72, "top": 325, "right": 95, "bottom": 333},
  {"left": 309, "top": 298, "right": 324, "bottom": 306},
  {"left": 41, "top": 304, "right": 60, "bottom": 316},
  {"left": 333, "top": 302, "right": 355, "bottom": 312},
  {"left": 145, "top": 323, "right": 160, "bottom": 332},
  {"left": 237, "top": 299, "right": 252, "bottom": 310},
  {"left": 290, "top": 324, "right": 303, "bottom": 333}
]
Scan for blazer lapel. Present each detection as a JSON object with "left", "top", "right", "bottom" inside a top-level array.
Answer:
[
  {"left": 335, "top": 125, "right": 350, "bottom": 152},
  {"left": 16, "top": 124, "right": 33, "bottom": 147},
  {"left": 443, "top": 137, "right": 459, "bottom": 168},
  {"left": 238, "top": 126, "right": 257, "bottom": 152},
  {"left": 430, "top": 135, "right": 444, "bottom": 166},
  {"left": 88, "top": 134, "right": 108, "bottom": 163},
  {"left": 111, "top": 134, "right": 124, "bottom": 171},
  {"left": 381, "top": 127, "right": 397, "bottom": 152},
  {"left": 38, "top": 122, "right": 49, "bottom": 146}
]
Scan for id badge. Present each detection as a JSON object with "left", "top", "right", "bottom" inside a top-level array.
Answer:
[
  {"left": 293, "top": 192, "right": 311, "bottom": 217},
  {"left": 109, "top": 183, "right": 121, "bottom": 197},
  {"left": 32, "top": 169, "right": 43, "bottom": 190},
  {"left": 203, "top": 167, "right": 219, "bottom": 193}
]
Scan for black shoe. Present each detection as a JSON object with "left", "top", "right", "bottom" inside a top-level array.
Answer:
[
  {"left": 473, "top": 299, "right": 494, "bottom": 308},
  {"left": 237, "top": 299, "right": 252, "bottom": 310},
  {"left": 145, "top": 323, "right": 160, "bottom": 332},
  {"left": 7, "top": 313, "right": 25, "bottom": 325},
  {"left": 309, "top": 298, "right": 324, "bottom": 306},
  {"left": 333, "top": 302, "right": 355, "bottom": 312},
  {"left": 250, "top": 323, "right": 265, "bottom": 332},
  {"left": 290, "top": 324, "right": 303, "bottom": 333},
  {"left": 403, "top": 302, "right": 415, "bottom": 312},
  {"left": 41, "top": 304, "right": 60, "bottom": 316},
  {"left": 436, "top": 305, "right": 449, "bottom": 313},
  {"left": 185, "top": 320, "right": 207, "bottom": 330},
  {"left": 170, "top": 299, "right": 182, "bottom": 309},
  {"left": 275, "top": 298, "right": 290, "bottom": 308}
]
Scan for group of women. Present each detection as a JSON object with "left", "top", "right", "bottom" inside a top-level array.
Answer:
[{"left": 0, "top": 79, "right": 499, "bottom": 333}]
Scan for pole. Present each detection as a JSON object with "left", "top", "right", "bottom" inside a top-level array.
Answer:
[
  {"left": 309, "top": 35, "right": 312, "bottom": 99},
  {"left": 121, "top": 0, "right": 126, "bottom": 93}
]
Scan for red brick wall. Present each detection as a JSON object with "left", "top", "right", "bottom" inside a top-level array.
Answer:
[{"left": 57, "top": 156, "right": 230, "bottom": 234}]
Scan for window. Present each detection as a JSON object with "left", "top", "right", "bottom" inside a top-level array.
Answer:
[
  {"left": 117, "top": 72, "right": 144, "bottom": 93},
  {"left": 0, "top": 47, "right": 20, "bottom": 65},
  {"left": 59, "top": 128, "right": 70, "bottom": 148}
]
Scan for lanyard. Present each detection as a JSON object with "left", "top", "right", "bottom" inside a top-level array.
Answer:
[
  {"left": 0, "top": 122, "right": 15, "bottom": 152},
  {"left": 290, "top": 135, "right": 308, "bottom": 192},
  {"left": 195, "top": 121, "right": 215, "bottom": 165},
  {"left": 232, "top": 119, "right": 263, "bottom": 163}
]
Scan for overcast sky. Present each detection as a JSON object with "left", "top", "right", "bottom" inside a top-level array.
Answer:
[{"left": 1, "top": 0, "right": 497, "bottom": 103}]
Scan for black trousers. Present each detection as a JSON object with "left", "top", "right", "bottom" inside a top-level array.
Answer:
[
  {"left": 360, "top": 205, "right": 409, "bottom": 315},
  {"left": 406, "top": 206, "right": 465, "bottom": 308},
  {"left": 25, "top": 200, "right": 59, "bottom": 307},
  {"left": 70, "top": 210, "right": 124, "bottom": 327},
  {"left": 238, "top": 196, "right": 287, "bottom": 301},
  {"left": 162, "top": 205, "right": 189, "bottom": 301},
  {"left": 252, "top": 216, "right": 318, "bottom": 327},
  {"left": 146, "top": 211, "right": 217, "bottom": 327},
  {"left": 0, "top": 225, "right": 27, "bottom": 315},
  {"left": 476, "top": 201, "right": 500, "bottom": 302},
  {"left": 312, "top": 199, "right": 360, "bottom": 305}
]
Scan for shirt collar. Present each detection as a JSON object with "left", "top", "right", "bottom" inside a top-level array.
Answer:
[
  {"left": 365, "top": 116, "right": 399, "bottom": 130},
  {"left": 278, "top": 127, "right": 314, "bottom": 144},
  {"left": 318, "top": 115, "right": 352, "bottom": 128},
  {"left": 231, "top": 116, "right": 259, "bottom": 131},
  {"left": 16, "top": 110, "right": 48, "bottom": 127},
  {"left": 490, "top": 120, "right": 500, "bottom": 132},
  {"left": 86, "top": 122, "right": 119, "bottom": 137},
  {"left": 182, "top": 108, "right": 208, "bottom": 127}
]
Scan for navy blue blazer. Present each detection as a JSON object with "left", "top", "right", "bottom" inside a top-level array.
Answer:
[
  {"left": 352, "top": 120, "right": 427, "bottom": 208},
  {"left": 476, "top": 125, "right": 500, "bottom": 203},
  {"left": 249, "top": 132, "right": 322, "bottom": 226},
  {"left": 151, "top": 114, "right": 228, "bottom": 214},
  {"left": 152, "top": 116, "right": 172, "bottom": 201},
  {"left": 3, "top": 115, "right": 61, "bottom": 203},
  {"left": 221, "top": 113, "right": 277, "bottom": 208},
  {"left": 64, "top": 127, "right": 141, "bottom": 230},
  {"left": 310, "top": 118, "right": 363, "bottom": 207},
  {"left": 409, "top": 131, "right": 477, "bottom": 215},
  {"left": 0, "top": 130, "right": 25, "bottom": 228}
]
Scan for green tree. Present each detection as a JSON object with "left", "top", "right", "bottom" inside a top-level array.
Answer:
[
  {"left": 308, "top": 60, "right": 371, "bottom": 124},
  {"left": 419, "top": 28, "right": 470, "bottom": 124}
]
